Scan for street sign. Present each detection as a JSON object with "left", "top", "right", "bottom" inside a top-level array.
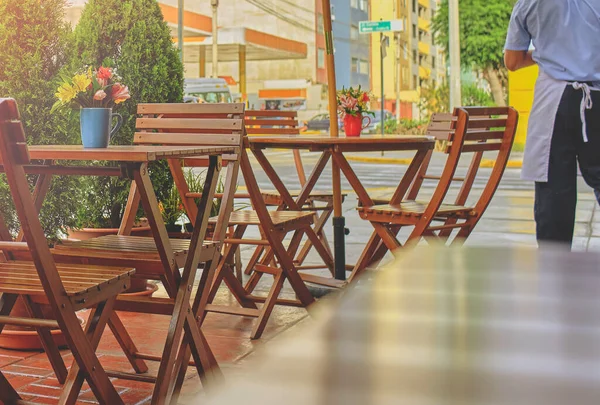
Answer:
[{"left": 359, "top": 20, "right": 404, "bottom": 34}]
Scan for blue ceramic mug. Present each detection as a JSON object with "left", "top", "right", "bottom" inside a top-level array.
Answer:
[{"left": 80, "top": 108, "right": 123, "bottom": 148}]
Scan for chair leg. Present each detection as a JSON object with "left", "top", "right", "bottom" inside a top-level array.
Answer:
[
  {"left": 58, "top": 296, "right": 118, "bottom": 405},
  {"left": 251, "top": 270, "right": 285, "bottom": 340},
  {"left": 0, "top": 370, "right": 20, "bottom": 403},
  {"left": 169, "top": 257, "right": 223, "bottom": 404},
  {"left": 295, "top": 206, "right": 333, "bottom": 266},
  {"left": 22, "top": 296, "right": 68, "bottom": 384},
  {"left": 244, "top": 245, "right": 265, "bottom": 275},
  {"left": 108, "top": 312, "right": 149, "bottom": 373},
  {"left": 0, "top": 293, "right": 18, "bottom": 333}
]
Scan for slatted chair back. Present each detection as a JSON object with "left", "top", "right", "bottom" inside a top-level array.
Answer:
[
  {"left": 407, "top": 107, "right": 518, "bottom": 240},
  {"left": 127, "top": 103, "right": 245, "bottom": 243},
  {"left": 0, "top": 98, "right": 124, "bottom": 401},
  {"left": 0, "top": 99, "right": 64, "bottom": 293},
  {"left": 245, "top": 110, "right": 308, "bottom": 185}
]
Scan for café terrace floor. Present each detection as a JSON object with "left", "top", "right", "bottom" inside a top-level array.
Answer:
[{"left": 2, "top": 153, "right": 599, "bottom": 404}]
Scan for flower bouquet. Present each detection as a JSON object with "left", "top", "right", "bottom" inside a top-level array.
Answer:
[
  {"left": 53, "top": 66, "right": 130, "bottom": 148},
  {"left": 337, "top": 86, "right": 374, "bottom": 137}
]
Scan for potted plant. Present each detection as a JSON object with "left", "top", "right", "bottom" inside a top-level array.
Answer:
[
  {"left": 53, "top": 65, "right": 130, "bottom": 148},
  {"left": 183, "top": 169, "right": 224, "bottom": 233},
  {"left": 159, "top": 183, "right": 184, "bottom": 234},
  {"left": 337, "top": 86, "right": 375, "bottom": 137}
]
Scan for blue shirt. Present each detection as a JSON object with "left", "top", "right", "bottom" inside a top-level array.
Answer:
[{"left": 505, "top": 0, "right": 600, "bottom": 82}]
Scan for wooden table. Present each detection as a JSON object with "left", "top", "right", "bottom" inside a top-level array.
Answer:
[
  {"left": 1, "top": 145, "right": 234, "bottom": 404},
  {"left": 204, "top": 246, "right": 600, "bottom": 405},
  {"left": 247, "top": 134, "right": 435, "bottom": 283}
]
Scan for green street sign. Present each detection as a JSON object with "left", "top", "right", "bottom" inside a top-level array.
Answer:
[{"left": 359, "top": 20, "right": 404, "bottom": 34}]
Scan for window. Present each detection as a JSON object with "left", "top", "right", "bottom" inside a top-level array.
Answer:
[
  {"left": 412, "top": 49, "right": 417, "bottom": 63},
  {"left": 402, "top": 66, "right": 410, "bottom": 87},
  {"left": 412, "top": 24, "right": 417, "bottom": 38},
  {"left": 412, "top": 0, "right": 416, "bottom": 12},
  {"left": 432, "top": 56, "right": 436, "bottom": 69},
  {"left": 318, "top": 48, "right": 325, "bottom": 69},
  {"left": 413, "top": 74, "right": 418, "bottom": 87},
  {"left": 351, "top": 0, "right": 358, "bottom": 8},
  {"left": 351, "top": 58, "right": 359, "bottom": 73},
  {"left": 403, "top": 43, "right": 408, "bottom": 60},
  {"left": 359, "top": 0, "right": 368, "bottom": 11},
  {"left": 351, "top": 25, "right": 359, "bottom": 40},
  {"left": 359, "top": 59, "right": 369, "bottom": 75},
  {"left": 317, "top": 14, "right": 324, "bottom": 34}
]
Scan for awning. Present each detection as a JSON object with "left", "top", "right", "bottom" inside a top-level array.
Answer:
[
  {"left": 178, "top": 27, "right": 308, "bottom": 63},
  {"left": 160, "top": 3, "right": 212, "bottom": 38}
]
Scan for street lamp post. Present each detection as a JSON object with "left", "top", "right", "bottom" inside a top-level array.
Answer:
[
  {"left": 178, "top": 0, "right": 184, "bottom": 62},
  {"left": 211, "top": 0, "right": 219, "bottom": 78},
  {"left": 448, "top": 0, "right": 461, "bottom": 110}
]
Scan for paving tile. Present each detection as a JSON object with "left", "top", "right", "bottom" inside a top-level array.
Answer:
[
  {"left": 6, "top": 374, "right": 41, "bottom": 390},
  {"left": 2, "top": 364, "right": 54, "bottom": 378}
]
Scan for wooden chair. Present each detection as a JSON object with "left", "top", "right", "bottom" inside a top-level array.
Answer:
[
  {"left": 0, "top": 98, "right": 135, "bottom": 404},
  {"left": 50, "top": 103, "right": 240, "bottom": 404},
  {"left": 355, "top": 107, "right": 518, "bottom": 274},
  {"left": 242, "top": 110, "right": 340, "bottom": 275},
  {"left": 116, "top": 106, "right": 330, "bottom": 340}
]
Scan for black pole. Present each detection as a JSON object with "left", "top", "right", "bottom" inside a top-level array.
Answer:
[
  {"left": 380, "top": 33, "right": 385, "bottom": 137},
  {"left": 333, "top": 217, "right": 346, "bottom": 280}
]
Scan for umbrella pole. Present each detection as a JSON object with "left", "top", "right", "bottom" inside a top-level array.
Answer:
[{"left": 322, "top": 0, "right": 346, "bottom": 281}]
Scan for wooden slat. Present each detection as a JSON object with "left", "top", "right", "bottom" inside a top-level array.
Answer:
[
  {"left": 205, "top": 304, "right": 260, "bottom": 317},
  {"left": 0, "top": 98, "right": 19, "bottom": 120},
  {"left": 466, "top": 118, "right": 507, "bottom": 129},
  {"left": 105, "top": 370, "right": 157, "bottom": 384},
  {"left": 138, "top": 102, "right": 244, "bottom": 115},
  {"left": 245, "top": 110, "right": 297, "bottom": 118},
  {"left": 210, "top": 210, "right": 315, "bottom": 226},
  {"left": 4, "top": 122, "right": 27, "bottom": 143},
  {"left": 0, "top": 241, "right": 29, "bottom": 251},
  {"left": 245, "top": 119, "right": 299, "bottom": 127},
  {"left": 464, "top": 130, "right": 505, "bottom": 141},
  {"left": 246, "top": 128, "right": 300, "bottom": 135},
  {"left": 427, "top": 122, "right": 453, "bottom": 131},
  {"left": 0, "top": 315, "right": 58, "bottom": 329},
  {"left": 462, "top": 106, "right": 510, "bottom": 116},
  {"left": 136, "top": 118, "right": 243, "bottom": 131},
  {"left": 134, "top": 132, "right": 242, "bottom": 146},
  {"left": 458, "top": 142, "right": 503, "bottom": 153}
]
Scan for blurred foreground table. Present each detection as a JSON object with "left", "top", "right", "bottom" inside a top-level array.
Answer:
[{"left": 204, "top": 246, "right": 600, "bottom": 405}]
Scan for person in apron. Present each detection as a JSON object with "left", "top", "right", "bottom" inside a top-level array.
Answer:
[{"left": 505, "top": 0, "right": 600, "bottom": 248}]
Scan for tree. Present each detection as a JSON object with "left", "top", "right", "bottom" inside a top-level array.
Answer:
[
  {"left": 72, "top": 0, "right": 184, "bottom": 228},
  {"left": 0, "top": 0, "right": 80, "bottom": 239},
  {"left": 432, "top": 0, "right": 515, "bottom": 106},
  {"left": 419, "top": 81, "right": 494, "bottom": 118}
]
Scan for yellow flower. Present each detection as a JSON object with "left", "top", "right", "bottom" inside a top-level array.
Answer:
[
  {"left": 55, "top": 83, "right": 78, "bottom": 102},
  {"left": 72, "top": 73, "right": 92, "bottom": 93}
]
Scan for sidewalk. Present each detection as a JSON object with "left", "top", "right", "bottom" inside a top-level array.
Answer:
[{"left": 345, "top": 149, "right": 524, "bottom": 168}]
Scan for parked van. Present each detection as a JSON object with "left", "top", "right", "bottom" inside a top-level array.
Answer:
[{"left": 184, "top": 78, "right": 233, "bottom": 103}]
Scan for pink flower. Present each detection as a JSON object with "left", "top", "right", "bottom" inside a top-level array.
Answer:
[
  {"left": 97, "top": 66, "right": 112, "bottom": 80},
  {"left": 93, "top": 90, "right": 107, "bottom": 101},
  {"left": 97, "top": 77, "right": 108, "bottom": 87},
  {"left": 111, "top": 83, "right": 131, "bottom": 104}
]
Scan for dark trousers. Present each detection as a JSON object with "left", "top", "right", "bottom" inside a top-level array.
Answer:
[{"left": 535, "top": 86, "right": 600, "bottom": 247}]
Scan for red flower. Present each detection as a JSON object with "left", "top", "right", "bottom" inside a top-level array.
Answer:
[
  {"left": 361, "top": 93, "right": 370, "bottom": 103},
  {"left": 97, "top": 66, "right": 112, "bottom": 80}
]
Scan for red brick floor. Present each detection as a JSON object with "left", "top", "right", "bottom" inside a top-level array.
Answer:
[{"left": 0, "top": 288, "right": 308, "bottom": 404}]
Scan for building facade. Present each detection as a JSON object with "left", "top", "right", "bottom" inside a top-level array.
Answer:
[
  {"left": 370, "top": 0, "right": 445, "bottom": 119},
  {"left": 330, "top": 0, "right": 371, "bottom": 90}
]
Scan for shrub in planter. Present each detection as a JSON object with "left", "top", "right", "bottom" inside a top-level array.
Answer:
[
  {"left": 0, "top": 0, "right": 80, "bottom": 240},
  {"left": 71, "top": 0, "right": 184, "bottom": 229}
]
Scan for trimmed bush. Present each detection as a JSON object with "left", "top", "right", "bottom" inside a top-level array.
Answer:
[
  {"left": 72, "top": 0, "right": 184, "bottom": 228},
  {"left": 0, "top": 0, "right": 80, "bottom": 239}
]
